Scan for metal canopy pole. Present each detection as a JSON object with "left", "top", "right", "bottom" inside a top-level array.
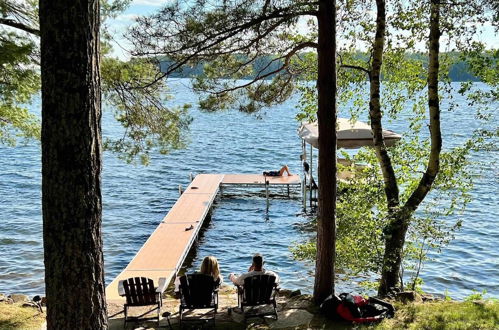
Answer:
[
  {"left": 309, "top": 143, "right": 313, "bottom": 208},
  {"left": 302, "top": 140, "right": 307, "bottom": 210}
]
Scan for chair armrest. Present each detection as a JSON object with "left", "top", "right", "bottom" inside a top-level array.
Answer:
[
  {"left": 118, "top": 280, "right": 125, "bottom": 296},
  {"left": 156, "top": 277, "right": 168, "bottom": 294}
]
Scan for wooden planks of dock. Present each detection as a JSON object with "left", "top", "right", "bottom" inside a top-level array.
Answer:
[{"left": 105, "top": 173, "right": 300, "bottom": 302}]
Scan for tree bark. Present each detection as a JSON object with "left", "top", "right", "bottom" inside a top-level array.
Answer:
[
  {"left": 313, "top": 0, "right": 337, "bottom": 304},
  {"left": 378, "top": 0, "right": 442, "bottom": 296},
  {"left": 40, "top": 1, "right": 107, "bottom": 328},
  {"left": 369, "top": 0, "right": 399, "bottom": 210}
]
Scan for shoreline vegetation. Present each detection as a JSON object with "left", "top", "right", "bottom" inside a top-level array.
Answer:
[
  {"left": 158, "top": 54, "right": 483, "bottom": 82},
  {"left": 2, "top": 288, "right": 498, "bottom": 329}
]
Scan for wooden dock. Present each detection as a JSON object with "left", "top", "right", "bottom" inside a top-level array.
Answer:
[{"left": 105, "top": 173, "right": 300, "bottom": 302}]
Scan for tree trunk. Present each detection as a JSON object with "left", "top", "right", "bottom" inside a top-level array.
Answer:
[
  {"left": 313, "top": 0, "right": 337, "bottom": 304},
  {"left": 368, "top": 0, "right": 399, "bottom": 211},
  {"left": 378, "top": 0, "right": 442, "bottom": 296},
  {"left": 367, "top": 0, "right": 403, "bottom": 296},
  {"left": 40, "top": 1, "right": 107, "bottom": 328}
]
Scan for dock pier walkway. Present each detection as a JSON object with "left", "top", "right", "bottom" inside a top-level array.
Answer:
[{"left": 106, "top": 173, "right": 300, "bottom": 302}]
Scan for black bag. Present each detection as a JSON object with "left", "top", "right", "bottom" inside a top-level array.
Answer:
[{"left": 320, "top": 294, "right": 343, "bottom": 320}]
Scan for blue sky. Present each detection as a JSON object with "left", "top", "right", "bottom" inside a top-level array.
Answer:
[{"left": 107, "top": 0, "right": 498, "bottom": 60}]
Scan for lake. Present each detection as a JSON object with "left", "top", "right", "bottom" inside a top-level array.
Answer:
[{"left": 0, "top": 79, "right": 497, "bottom": 299}]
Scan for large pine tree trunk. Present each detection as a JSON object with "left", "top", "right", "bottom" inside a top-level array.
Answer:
[
  {"left": 313, "top": 0, "right": 337, "bottom": 304},
  {"left": 40, "top": 1, "right": 107, "bottom": 328},
  {"left": 378, "top": 0, "right": 442, "bottom": 296}
]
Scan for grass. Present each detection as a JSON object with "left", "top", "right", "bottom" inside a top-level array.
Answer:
[
  {"left": 0, "top": 303, "right": 45, "bottom": 330},
  {"left": 374, "top": 300, "right": 499, "bottom": 330}
]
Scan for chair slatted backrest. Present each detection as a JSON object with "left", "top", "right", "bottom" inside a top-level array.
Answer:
[
  {"left": 243, "top": 274, "right": 276, "bottom": 305},
  {"left": 179, "top": 274, "right": 216, "bottom": 308},
  {"left": 123, "top": 277, "right": 157, "bottom": 306}
]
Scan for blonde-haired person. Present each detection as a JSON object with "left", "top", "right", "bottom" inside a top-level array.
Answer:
[
  {"left": 174, "top": 256, "right": 223, "bottom": 293},
  {"left": 200, "top": 256, "right": 223, "bottom": 284}
]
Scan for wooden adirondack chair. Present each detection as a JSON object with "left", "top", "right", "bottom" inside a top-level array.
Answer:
[
  {"left": 178, "top": 273, "right": 219, "bottom": 328},
  {"left": 236, "top": 274, "right": 279, "bottom": 321},
  {"left": 118, "top": 277, "right": 168, "bottom": 328}
]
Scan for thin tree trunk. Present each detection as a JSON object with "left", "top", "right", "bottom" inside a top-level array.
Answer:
[
  {"left": 378, "top": 0, "right": 442, "bottom": 296},
  {"left": 313, "top": 0, "right": 337, "bottom": 304},
  {"left": 40, "top": 1, "right": 107, "bottom": 328},
  {"left": 369, "top": 0, "right": 399, "bottom": 210},
  {"left": 367, "top": 0, "right": 403, "bottom": 296}
]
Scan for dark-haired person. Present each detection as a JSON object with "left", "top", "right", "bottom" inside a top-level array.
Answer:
[{"left": 229, "top": 253, "right": 279, "bottom": 286}]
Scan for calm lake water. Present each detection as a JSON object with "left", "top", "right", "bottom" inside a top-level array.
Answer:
[{"left": 0, "top": 79, "right": 497, "bottom": 299}]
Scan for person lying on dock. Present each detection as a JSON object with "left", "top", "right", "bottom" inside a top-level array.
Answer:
[
  {"left": 229, "top": 253, "right": 279, "bottom": 286},
  {"left": 174, "top": 256, "right": 223, "bottom": 294},
  {"left": 263, "top": 165, "right": 292, "bottom": 177}
]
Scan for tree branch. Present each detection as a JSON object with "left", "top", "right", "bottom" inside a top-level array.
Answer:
[
  {"left": 340, "top": 64, "right": 371, "bottom": 76},
  {"left": 209, "top": 41, "right": 318, "bottom": 95},
  {"left": 0, "top": 18, "right": 40, "bottom": 36}
]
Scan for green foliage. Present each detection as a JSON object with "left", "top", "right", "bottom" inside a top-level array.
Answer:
[
  {"left": 375, "top": 300, "right": 499, "bottom": 330},
  {"left": 128, "top": 0, "right": 317, "bottom": 113},
  {"left": 101, "top": 57, "right": 192, "bottom": 164},
  {"left": 465, "top": 290, "right": 488, "bottom": 302},
  {"left": 1, "top": 0, "right": 191, "bottom": 163},
  {"left": 0, "top": 31, "right": 40, "bottom": 144}
]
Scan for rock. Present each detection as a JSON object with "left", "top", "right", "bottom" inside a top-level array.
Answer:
[
  {"left": 9, "top": 294, "right": 29, "bottom": 303},
  {"left": 396, "top": 291, "right": 422, "bottom": 303},
  {"left": 285, "top": 295, "right": 314, "bottom": 310},
  {"left": 41, "top": 297, "right": 47, "bottom": 306},
  {"left": 278, "top": 289, "right": 293, "bottom": 298},
  {"left": 290, "top": 289, "right": 301, "bottom": 297},
  {"left": 269, "top": 309, "right": 314, "bottom": 329},
  {"left": 421, "top": 294, "right": 438, "bottom": 302},
  {"left": 472, "top": 300, "right": 490, "bottom": 306},
  {"left": 0, "top": 293, "right": 5, "bottom": 302}
]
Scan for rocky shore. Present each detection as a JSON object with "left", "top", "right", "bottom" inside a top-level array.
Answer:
[{"left": 1, "top": 288, "right": 458, "bottom": 330}]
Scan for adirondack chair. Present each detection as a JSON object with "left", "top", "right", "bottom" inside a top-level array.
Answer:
[
  {"left": 118, "top": 277, "right": 168, "bottom": 328},
  {"left": 178, "top": 273, "right": 219, "bottom": 328},
  {"left": 236, "top": 274, "right": 279, "bottom": 321}
]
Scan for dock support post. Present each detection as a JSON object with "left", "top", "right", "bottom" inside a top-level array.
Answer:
[
  {"left": 265, "top": 179, "right": 270, "bottom": 212},
  {"left": 178, "top": 184, "right": 183, "bottom": 196},
  {"left": 287, "top": 184, "right": 290, "bottom": 197},
  {"left": 189, "top": 173, "right": 194, "bottom": 182}
]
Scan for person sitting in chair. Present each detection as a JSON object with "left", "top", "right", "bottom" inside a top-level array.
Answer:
[
  {"left": 263, "top": 165, "right": 292, "bottom": 177},
  {"left": 229, "top": 253, "right": 279, "bottom": 286},
  {"left": 175, "top": 256, "right": 223, "bottom": 293}
]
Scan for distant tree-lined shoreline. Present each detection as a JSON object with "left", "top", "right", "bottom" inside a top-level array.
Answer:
[{"left": 160, "top": 53, "right": 481, "bottom": 82}]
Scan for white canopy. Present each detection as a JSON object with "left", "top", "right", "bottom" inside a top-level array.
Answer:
[{"left": 298, "top": 118, "right": 401, "bottom": 149}]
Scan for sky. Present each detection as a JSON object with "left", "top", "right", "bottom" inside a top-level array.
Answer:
[{"left": 107, "top": 0, "right": 498, "bottom": 60}]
